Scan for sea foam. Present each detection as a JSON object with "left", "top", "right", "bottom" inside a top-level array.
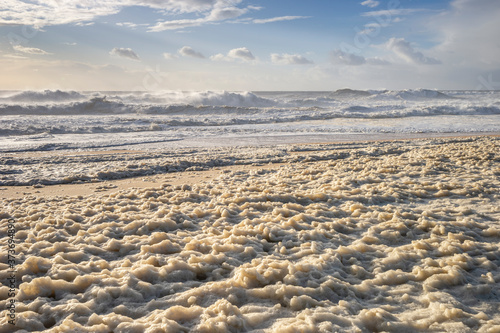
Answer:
[{"left": 1, "top": 137, "right": 499, "bottom": 332}]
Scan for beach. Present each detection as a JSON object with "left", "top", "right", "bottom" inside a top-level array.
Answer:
[
  {"left": 2, "top": 0, "right": 500, "bottom": 330},
  {"left": 1, "top": 135, "right": 499, "bottom": 332}
]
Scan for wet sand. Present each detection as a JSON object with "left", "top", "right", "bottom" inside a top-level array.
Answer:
[
  {"left": 0, "top": 136, "right": 499, "bottom": 332},
  {"left": 0, "top": 163, "right": 283, "bottom": 200}
]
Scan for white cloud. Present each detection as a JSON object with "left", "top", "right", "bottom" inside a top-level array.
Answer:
[
  {"left": 211, "top": 47, "right": 255, "bottom": 62},
  {"left": 331, "top": 50, "right": 366, "bottom": 66},
  {"left": 386, "top": 38, "right": 440, "bottom": 65},
  {"left": 75, "top": 22, "right": 95, "bottom": 27},
  {"left": 429, "top": 0, "right": 500, "bottom": 69},
  {"left": 13, "top": 45, "right": 51, "bottom": 55},
  {"left": 229, "top": 47, "right": 255, "bottom": 61},
  {"left": 163, "top": 53, "right": 177, "bottom": 60},
  {"left": 178, "top": 46, "right": 205, "bottom": 59},
  {"left": 271, "top": 53, "right": 313, "bottom": 65},
  {"left": 360, "top": 0, "right": 380, "bottom": 8},
  {"left": 136, "top": 0, "right": 218, "bottom": 13},
  {"left": 149, "top": 1, "right": 256, "bottom": 31},
  {"left": 357, "top": 22, "right": 383, "bottom": 35},
  {"left": 361, "top": 8, "right": 426, "bottom": 17},
  {"left": 366, "top": 57, "right": 390, "bottom": 66},
  {"left": 253, "top": 16, "right": 310, "bottom": 24},
  {"left": 210, "top": 53, "right": 226, "bottom": 61},
  {"left": 206, "top": 4, "right": 249, "bottom": 21},
  {"left": 331, "top": 50, "right": 391, "bottom": 66},
  {"left": 116, "top": 22, "right": 149, "bottom": 29},
  {"left": 0, "top": 0, "right": 158, "bottom": 27},
  {"left": 0, "top": 0, "right": 245, "bottom": 28},
  {"left": 149, "top": 18, "right": 206, "bottom": 31},
  {"left": 109, "top": 47, "right": 141, "bottom": 61},
  {"left": 0, "top": 0, "right": 309, "bottom": 32},
  {"left": 3, "top": 54, "right": 29, "bottom": 59}
]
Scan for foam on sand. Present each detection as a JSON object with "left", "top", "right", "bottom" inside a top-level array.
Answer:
[{"left": 0, "top": 136, "right": 499, "bottom": 332}]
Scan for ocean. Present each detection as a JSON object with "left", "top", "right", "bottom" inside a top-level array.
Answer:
[{"left": 0, "top": 89, "right": 499, "bottom": 152}]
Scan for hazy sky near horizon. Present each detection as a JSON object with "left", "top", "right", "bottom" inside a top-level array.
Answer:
[{"left": 1, "top": 0, "right": 499, "bottom": 91}]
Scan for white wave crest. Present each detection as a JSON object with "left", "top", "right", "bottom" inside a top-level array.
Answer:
[
  {"left": 3, "top": 90, "right": 86, "bottom": 103},
  {"left": 164, "top": 91, "right": 276, "bottom": 107},
  {"left": 371, "top": 89, "right": 454, "bottom": 100}
]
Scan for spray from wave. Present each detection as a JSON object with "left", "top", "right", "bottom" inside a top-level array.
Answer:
[{"left": 0, "top": 88, "right": 488, "bottom": 116}]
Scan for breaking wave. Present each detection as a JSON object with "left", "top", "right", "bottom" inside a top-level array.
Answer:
[
  {"left": 2, "top": 89, "right": 86, "bottom": 103},
  {"left": 369, "top": 89, "right": 455, "bottom": 100},
  {"left": 0, "top": 89, "right": 498, "bottom": 141}
]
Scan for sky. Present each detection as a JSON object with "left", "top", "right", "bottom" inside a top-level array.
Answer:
[{"left": 0, "top": 0, "right": 499, "bottom": 91}]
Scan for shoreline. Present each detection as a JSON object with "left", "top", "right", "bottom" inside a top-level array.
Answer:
[
  {"left": 0, "top": 163, "right": 285, "bottom": 200},
  {"left": 1, "top": 134, "right": 499, "bottom": 200},
  {"left": 2, "top": 131, "right": 499, "bottom": 155}
]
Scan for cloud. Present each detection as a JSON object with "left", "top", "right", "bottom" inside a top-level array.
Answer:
[
  {"left": 206, "top": 4, "right": 249, "bottom": 21},
  {"left": 12, "top": 45, "right": 51, "bottom": 55},
  {"left": 253, "top": 16, "right": 310, "bottom": 24},
  {"left": 75, "top": 22, "right": 95, "bottom": 27},
  {"left": 357, "top": 22, "right": 383, "bottom": 35},
  {"left": 331, "top": 50, "right": 391, "bottom": 66},
  {"left": 149, "top": 1, "right": 256, "bottom": 31},
  {"left": 429, "top": 0, "right": 500, "bottom": 69},
  {"left": 109, "top": 47, "right": 141, "bottom": 61},
  {"left": 360, "top": 0, "right": 380, "bottom": 8},
  {"left": 271, "top": 53, "right": 313, "bottom": 65},
  {"left": 211, "top": 47, "right": 255, "bottom": 62},
  {"left": 228, "top": 47, "right": 255, "bottom": 61},
  {"left": 0, "top": 0, "right": 129, "bottom": 26},
  {"left": 163, "top": 53, "right": 177, "bottom": 60},
  {"left": 0, "top": 0, "right": 245, "bottom": 28},
  {"left": 386, "top": 38, "right": 441, "bottom": 65},
  {"left": 366, "top": 57, "right": 391, "bottom": 66},
  {"left": 331, "top": 50, "right": 366, "bottom": 66},
  {"left": 361, "top": 8, "right": 426, "bottom": 17},
  {"left": 150, "top": 12, "right": 310, "bottom": 31},
  {"left": 179, "top": 46, "right": 205, "bottom": 59},
  {"left": 136, "top": 0, "right": 219, "bottom": 13},
  {"left": 210, "top": 54, "right": 226, "bottom": 61},
  {"left": 116, "top": 22, "right": 149, "bottom": 29},
  {"left": 149, "top": 18, "right": 206, "bottom": 31},
  {"left": 1, "top": 0, "right": 308, "bottom": 32},
  {"left": 3, "top": 54, "right": 29, "bottom": 59}
]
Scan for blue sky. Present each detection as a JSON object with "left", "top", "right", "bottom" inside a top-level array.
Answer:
[{"left": 1, "top": 0, "right": 499, "bottom": 90}]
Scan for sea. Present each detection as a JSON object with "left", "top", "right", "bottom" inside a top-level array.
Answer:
[{"left": 0, "top": 89, "right": 499, "bottom": 152}]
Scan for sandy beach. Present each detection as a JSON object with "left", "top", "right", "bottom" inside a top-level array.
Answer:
[
  {"left": 1, "top": 135, "right": 499, "bottom": 332},
  {"left": 2, "top": 0, "right": 500, "bottom": 330}
]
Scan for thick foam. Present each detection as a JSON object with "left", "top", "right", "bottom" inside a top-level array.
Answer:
[{"left": 1, "top": 137, "right": 499, "bottom": 332}]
